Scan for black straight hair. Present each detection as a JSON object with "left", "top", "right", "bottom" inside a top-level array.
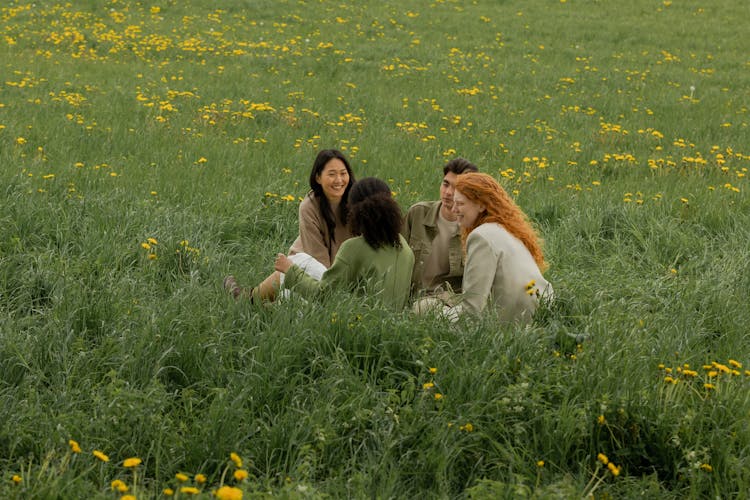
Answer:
[{"left": 308, "top": 149, "right": 356, "bottom": 245}]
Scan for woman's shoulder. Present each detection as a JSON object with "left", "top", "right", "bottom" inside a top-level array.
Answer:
[
  {"left": 338, "top": 235, "right": 365, "bottom": 251},
  {"left": 468, "top": 223, "right": 515, "bottom": 250},
  {"left": 300, "top": 191, "right": 317, "bottom": 204},
  {"left": 299, "top": 191, "right": 321, "bottom": 212},
  {"left": 470, "top": 223, "right": 506, "bottom": 239}
]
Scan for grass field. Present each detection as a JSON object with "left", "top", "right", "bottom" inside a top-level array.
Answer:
[{"left": 1, "top": 0, "right": 749, "bottom": 498}]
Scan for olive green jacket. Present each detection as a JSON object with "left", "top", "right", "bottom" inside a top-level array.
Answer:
[
  {"left": 401, "top": 201, "right": 464, "bottom": 295},
  {"left": 285, "top": 235, "right": 415, "bottom": 310}
]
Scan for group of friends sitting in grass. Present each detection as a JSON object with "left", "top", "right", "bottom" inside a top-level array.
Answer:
[{"left": 223, "top": 149, "right": 553, "bottom": 323}]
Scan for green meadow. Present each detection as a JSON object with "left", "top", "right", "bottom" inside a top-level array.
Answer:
[{"left": 1, "top": 0, "right": 749, "bottom": 497}]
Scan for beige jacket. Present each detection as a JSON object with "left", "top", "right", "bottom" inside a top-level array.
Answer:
[
  {"left": 288, "top": 193, "right": 352, "bottom": 268},
  {"left": 448, "top": 223, "right": 553, "bottom": 324}
]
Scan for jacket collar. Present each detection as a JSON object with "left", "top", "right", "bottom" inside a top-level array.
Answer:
[{"left": 424, "top": 201, "right": 443, "bottom": 228}]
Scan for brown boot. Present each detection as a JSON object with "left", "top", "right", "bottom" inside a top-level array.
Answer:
[{"left": 223, "top": 275, "right": 254, "bottom": 302}]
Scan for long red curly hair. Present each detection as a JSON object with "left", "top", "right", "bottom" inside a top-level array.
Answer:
[{"left": 455, "top": 172, "right": 547, "bottom": 271}]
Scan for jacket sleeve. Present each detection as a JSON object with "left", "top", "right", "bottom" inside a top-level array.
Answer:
[
  {"left": 298, "top": 198, "right": 332, "bottom": 267},
  {"left": 455, "top": 231, "right": 498, "bottom": 314},
  {"left": 401, "top": 206, "right": 414, "bottom": 240},
  {"left": 284, "top": 244, "right": 355, "bottom": 299}
]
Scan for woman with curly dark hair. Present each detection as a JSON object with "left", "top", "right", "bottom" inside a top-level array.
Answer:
[{"left": 274, "top": 177, "right": 414, "bottom": 309}]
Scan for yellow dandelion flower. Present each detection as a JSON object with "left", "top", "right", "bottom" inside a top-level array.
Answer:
[
  {"left": 607, "top": 462, "right": 621, "bottom": 476},
  {"left": 147, "top": 237, "right": 158, "bottom": 245},
  {"left": 597, "top": 415, "right": 606, "bottom": 425},
  {"left": 714, "top": 363, "right": 730, "bottom": 373},
  {"left": 69, "top": 439, "right": 82, "bottom": 453},
  {"left": 704, "top": 383, "right": 716, "bottom": 390},
  {"left": 180, "top": 486, "right": 200, "bottom": 495},
  {"left": 111, "top": 479, "right": 129, "bottom": 492},
  {"left": 195, "top": 473, "right": 206, "bottom": 484},
  {"left": 93, "top": 450, "right": 110, "bottom": 462},
  {"left": 215, "top": 485, "right": 243, "bottom": 500},
  {"left": 230, "top": 452, "right": 243, "bottom": 468},
  {"left": 121, "top": 495, "right": 136, "bottom": 500},
  {"left": 234, "top": 469, "right": 249, "bottom": 481},
  {"left": 175, "top": 472, "right": 189, "bottom": 482},
  {"left": 434, "top": 393, "right": 443, "bottom": 400},
  {"left": 148, "top": 254, "right": 157, "bottom": 260},
  {"left": 700, "top": 463, "right": 713, "bottom": 472},
  {"left": 429, "top": 367, "right": 437, "bottom": 374},
  {"left": 536, "top": 460, "right": 545, "bottom": 467},
  {"left": 163, "top": 488, "right": 175, "bottom": 496},
  {"left": 141, "top": 242, "right": 151, "bottom": 250},
  {"left": 12, "top": 475, "right": 22, "bottom": 485},
  {"left": 16, "top": 137, "right": 27, "bottom": 145},
  {"left": 422, "top": 382, "right": 434, "bottom": 390},
  {"left": 729, "top": 359, "right": 742, "bottom": 368},
  {"left": 597, "top": 453, "right": 609, "bottom": 465},
  {"left": 123, "top": 457, "right": 141, "bottom": 468}
]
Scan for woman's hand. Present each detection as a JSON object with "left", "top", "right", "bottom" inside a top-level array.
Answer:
[{"left": 274, "top": 253, "right": 293, "bottom": 273}]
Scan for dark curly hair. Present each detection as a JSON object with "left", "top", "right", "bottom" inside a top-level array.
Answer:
[
  {"left": 309, "top": 149, "right": 356, "bottom": 244},
  {"left": 348, "top": 177, "right": 403, "bottom": 249}
]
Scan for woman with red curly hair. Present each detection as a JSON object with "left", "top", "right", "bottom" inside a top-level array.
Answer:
[{"left": 417, "top": 172, "right": 552, "bottom": 323}]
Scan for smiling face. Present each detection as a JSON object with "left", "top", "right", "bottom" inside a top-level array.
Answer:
[
  {"left": 316, "top": 158, "right": 350, "bottom": 202},
  {"left": 452, "top": 189, "right": 485, "bottom": 229}
]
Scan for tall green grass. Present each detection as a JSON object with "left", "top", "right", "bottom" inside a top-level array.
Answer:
[{"left": 1, "top": 0, "right": 748, "bottom": 497}]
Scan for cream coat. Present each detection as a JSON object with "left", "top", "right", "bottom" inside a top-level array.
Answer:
[{"left": 448, "top": 223, "right": 552, "bottom": 323}]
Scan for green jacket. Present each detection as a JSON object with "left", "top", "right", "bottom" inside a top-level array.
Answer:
[
  {"left": 402, "top": 201, "right": 464, "bottom": 295},
  {"left": 285, "top": 235, "right": 415, "bottom": 310}
]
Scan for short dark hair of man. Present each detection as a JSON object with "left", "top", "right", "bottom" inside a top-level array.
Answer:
[{"left": 443, "top": 157, "right": 479, "bottom": 176}]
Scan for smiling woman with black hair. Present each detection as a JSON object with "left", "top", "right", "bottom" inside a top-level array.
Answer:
[
  {"left": 274, "top": 177, "right": 414, "bottom": 310},
  {"left": 224, "top": 149, "right": 355, "bottom": 302}
]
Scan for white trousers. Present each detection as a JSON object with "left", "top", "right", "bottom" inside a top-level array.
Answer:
[{"left": 278, "top": 253, "right": 326, "bottom": 299}]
